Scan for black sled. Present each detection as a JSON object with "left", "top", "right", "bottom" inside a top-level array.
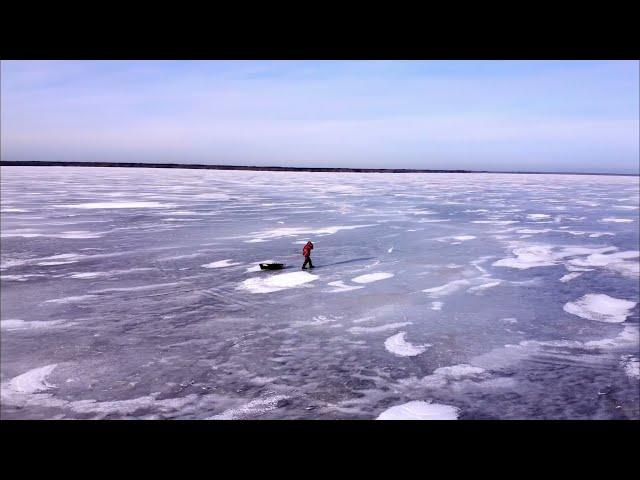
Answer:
[{"left": 259, "top": 262, "right": 284, "bottom": 270}]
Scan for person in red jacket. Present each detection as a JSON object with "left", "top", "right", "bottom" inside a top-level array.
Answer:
[{"left": 302, "top": 241, "right": 314, "bottom": 269}]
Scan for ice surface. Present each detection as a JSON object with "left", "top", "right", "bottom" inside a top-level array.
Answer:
[
  {"left": 563, "top": 294, "right": 637, "bottom": 323},
  {"left": 583, "top": 325, "right": 639, "bottom": 349},
  {"left": 243, "top": 224, "right": 374, "bottom": 242},
  {"left": 1, "top": 167, "right": 638, "bottom": 420},
  {"left": 377, "top": 401, "right": 459, "bottom": 420}
]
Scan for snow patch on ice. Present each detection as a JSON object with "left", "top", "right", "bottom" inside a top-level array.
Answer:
[
  {"left": 1, "top": 319, "right": 72, "bottom": 331},
  {"left": 59, "top": 201, "right": 175, "bottom": 209},
  {"left": 377, "top": 401, "right": 459, "bottom": 420},
  {"left": 351, "top": 315, "right": 377, "bottom": 324},
  {"left": 238, "top": 271, "right": 318, "bottom": 294},
  {"left": 620, "top": 355, "right": 639, "bottom": 380},
  {"left": 40, "top": 253, "right": 86, "bottom": 261},
  {"left": 349, "top": 322, "right": 412, "bottom": 334},
  {"left": 68, "top": 268, "right": 154, "bottom": 279},
  {"left": 600, "top": 217, "right": 633, "bottom": 223},
  {"left": 68, "top": 393, "right": 197, "bottom": 418},
  {"left": 433, "top": 364, "right": 487, "bottom": 379},
  {"left": 422, "top": 279, "right": 470, "bottom": 297},
  {"left": 472, "top": 220, "right": 519, "bottom": 225},
  {"left": 292, "top": 315, "right": 342, "bottom": 327},
  {"left": 568, "top": 250, "right": 639, "bottom": 278},
  {"left": 44, "top": 295, "right": 99, "bottom": 304},
  {"left": 384, "top": 332, "right": 431, "bottom": 357},
  {"left": 559, "top": 272, "right": 583, "bottom": 283},
  {"left": 472, "top": 325, "right": 639, "bottom": 373},
  {"left": 194, "top": 193, "right": 231, "bottom": 200},
  {"left": 326, "top": 281, "right": 365, "bottom": 293},
  {"left": 90, "top": 282, "right": 185, "bottom": 294},
  {"left": 351, "top": 272, "right": 394, "bottom": 284},
  {"left": 202, "top": 259, "right": 242, "bottom": 269},
  {"left": 452, "top": 235, "right": 476, "bottom": 241},
  {"left": 516, "top": 229, "right": 552, "bottom": 234},
  {"left": 1, "top": 364, "right": 57, "bottom": 396},
  {"left": 1, "top": 274, "right": 46, "bottom": 282},
  {"left": 493, "top": 245, "right": 557, "bottom": 269},
  {"left": 207, "top": 394, "right": 288, "bottom": 420},
  {"left": 565, "top": 265, "right": 593, "bottom": 272},
  {"left": 1, "top": 230, "right": 104, "bottom": 239},
  {"left": 36, "top": 260, "right": 78, "bottom": 266},
  {"left": 563, "top": 294, "right": 637, "bottom": 323},
  {"left": 583, "top": 325, "right": 639, "bottom": 349},
  {"left": 467, "top": 281, "right": 501, "bottom": 293},
  {"left": 493, "top": 244, "right": 618, "bottom": 270}
]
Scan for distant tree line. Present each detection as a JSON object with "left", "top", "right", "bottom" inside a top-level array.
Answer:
[
  {"left": 0, "top": 160, "right": 635, "bottom": 176},
  {"left": 0, "top": 160, "right": 477, "bottom": 173}
]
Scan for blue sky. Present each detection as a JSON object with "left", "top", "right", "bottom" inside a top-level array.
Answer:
[{"left": 1, "top": 60, "right": 638, "bottom": 173}]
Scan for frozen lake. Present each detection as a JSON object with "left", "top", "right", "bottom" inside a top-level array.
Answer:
[{"left": 1, "top": 166, "right": 638, "bottom": 419}]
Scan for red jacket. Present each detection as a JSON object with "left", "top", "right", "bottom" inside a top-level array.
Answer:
[{"left": 302, "top": 242, "right": 313, "bottom": 257}]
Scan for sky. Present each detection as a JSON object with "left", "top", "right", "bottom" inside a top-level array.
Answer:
[{"left": 1, "top": 60, "right": 638, "bottom": 174}]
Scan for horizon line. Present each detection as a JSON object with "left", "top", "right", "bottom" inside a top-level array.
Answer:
[{"left": 1, "top": 160, "right": 638, "bottom": 177}]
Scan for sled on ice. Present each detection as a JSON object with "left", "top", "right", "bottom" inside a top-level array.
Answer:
[{"left": 259, "top": 262, "right": 285, "bottom": 270}]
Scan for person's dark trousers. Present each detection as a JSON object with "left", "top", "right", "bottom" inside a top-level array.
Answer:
[{"left": 302, "top": 256, "right": 313, "bottom": 269}]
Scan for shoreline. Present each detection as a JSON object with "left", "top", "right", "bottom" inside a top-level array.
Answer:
[{"left": 1, "top": 161, "right": 637, "bottom": 177}]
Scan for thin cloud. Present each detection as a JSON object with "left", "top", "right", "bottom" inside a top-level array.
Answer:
[{"left": 1, "top": 60, "right": 638, "bottom": 173}]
